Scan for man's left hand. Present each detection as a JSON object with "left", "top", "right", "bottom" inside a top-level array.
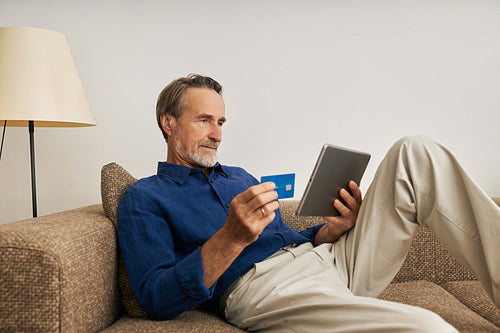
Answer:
[{"left": 314, "top": 181, "right": 363, "bottom": 245}]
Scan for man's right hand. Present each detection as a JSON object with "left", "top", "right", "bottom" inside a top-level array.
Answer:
[
  {"left": 201, "top": 182, "right": 279, "bottom": 288},
  {"left": 224, "top": 182, "right": 280, "bottom": 245}
]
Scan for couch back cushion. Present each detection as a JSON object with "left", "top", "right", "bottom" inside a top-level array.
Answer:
[
  {"left": 101, "top": 162, "right": 137, "bottom": 229},
  {"left": 101, "top": 162, "right": 148, "bottom": 318}
]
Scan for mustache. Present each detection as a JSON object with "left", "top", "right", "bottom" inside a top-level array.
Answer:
[{"left": 199, "top": 140, "right": 220, "bottom": 149}]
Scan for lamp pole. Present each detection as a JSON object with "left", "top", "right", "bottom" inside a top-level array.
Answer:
[{"left": 29, "top": 120, "right": 37, "bottom": 217}]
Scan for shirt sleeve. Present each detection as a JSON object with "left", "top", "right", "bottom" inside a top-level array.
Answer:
[
  {"left": 298, "top": 223, "right": 325, "bottom": 243},
  {"left": 117, "top": 187, "right": 215, "bottom": 320}
]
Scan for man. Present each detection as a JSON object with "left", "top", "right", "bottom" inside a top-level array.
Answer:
[{"left": 118, "top": 74, "right": 500, "bottom": 332}]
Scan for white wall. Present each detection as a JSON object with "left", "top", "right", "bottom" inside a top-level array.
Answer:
[{"left": 1, "top": 0, "right": 499, "bottom": 224}]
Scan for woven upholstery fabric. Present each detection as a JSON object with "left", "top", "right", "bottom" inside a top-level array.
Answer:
[
  {"left": 441, "top": 280, "right": 500, "bottom": 328},
  {"left": 0, "top": 205, "right": 120, "bottom": 332},
  {"left": 278, "top": 200, "right": 324, "bottom": 231},
  {"left": 101, "top": 162, "right": 137, "bottom": 229},
  {"left": 392, "top": 227, "right": 476, "bottom": 284},
  {"left": 379, "top": 281, "right": 500, "bottom": 332},
  {"left": 0, "top": 247, "right": 60, "bottom": 332},
  {"left": 101, "top": 162, "right": 148, "bottom": 318},
  {"left": 100, "top": 310, "right": 244, "bottom": 333}
]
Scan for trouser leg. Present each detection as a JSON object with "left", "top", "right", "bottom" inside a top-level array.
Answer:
[
  {"left": 333, "top": 135, "right": 500, "bottom": 305},
  {"left": 222, "top": 243, "right": 457, "bottom": 332}
]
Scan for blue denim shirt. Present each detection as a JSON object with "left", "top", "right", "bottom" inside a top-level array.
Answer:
[{"left": 117, "top": 162, "right": 323, "bottom": 320}]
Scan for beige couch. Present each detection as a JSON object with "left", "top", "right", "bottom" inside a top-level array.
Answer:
[{"left": 1, "top": 162, "right": 499, "bottom": 332}]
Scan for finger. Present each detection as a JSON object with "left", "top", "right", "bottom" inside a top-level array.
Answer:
[
  {"left": 237, "top": 182, "right": 276, "bottom": 203},
  {"left": 261, "top": 181, "right": 277, "bottom": 189},
  {"left": 256, "top": 200, "right": 279, "bottom": 218},
  {"left": 333, "top": 198, "right": 351, "bottom": 217},
  {"left": 339, "top": 188, "right": 357, "bottom": 209},
  {"left": 264, "top": 200, "right": 280, "bottom": 215},
  {"left": 348, "top": 181, "right": 362, "bottom": 203},
  {"left": 248, "top": 189, "right": 279, "bottom": 213}
]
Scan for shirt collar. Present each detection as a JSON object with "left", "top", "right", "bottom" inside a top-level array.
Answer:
[{"left": 157, "top": 161, "right": 228, "bottom": 184}]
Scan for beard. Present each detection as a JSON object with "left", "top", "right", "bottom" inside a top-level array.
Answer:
[{"left": 175, "top": 139, "right": 219, "bottom": 168}]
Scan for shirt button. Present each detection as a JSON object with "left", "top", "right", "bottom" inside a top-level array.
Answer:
[{"left": 225, "top": 203, "right": 230, "bottom": 208}]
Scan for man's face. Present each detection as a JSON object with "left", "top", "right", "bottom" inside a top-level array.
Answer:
[{"left": 163, "top": 87, "right": 226, "bottom": 169}]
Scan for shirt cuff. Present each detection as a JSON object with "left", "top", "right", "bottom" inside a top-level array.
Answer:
[
  {"left": 299, "top": 223, "right": 326, "bottom": 243},
  {"left": 175, "top": 247, "right": 215, "bottom": 300}
]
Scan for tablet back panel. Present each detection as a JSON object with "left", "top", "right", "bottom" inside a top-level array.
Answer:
[{"left": 296, "top": 144, "right": 370, "bottom": 216}]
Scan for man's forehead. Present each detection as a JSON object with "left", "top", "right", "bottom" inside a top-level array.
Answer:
[{"left": 183, "top": 87, "right": 225, "bottom": 117}]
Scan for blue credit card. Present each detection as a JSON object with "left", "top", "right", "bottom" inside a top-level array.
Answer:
[{"left": 260, "top": 173, "right": 295, "bottom": 199}]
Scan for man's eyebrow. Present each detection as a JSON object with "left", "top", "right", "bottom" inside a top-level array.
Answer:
[{"left": 197, "top": 113, "right": 226, "bottom": 123}]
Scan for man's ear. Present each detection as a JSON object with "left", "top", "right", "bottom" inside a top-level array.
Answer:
[{"left": 161, "top": 114, "right": 176, "bottom": 137}]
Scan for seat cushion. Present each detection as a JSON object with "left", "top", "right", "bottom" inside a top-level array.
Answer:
[
  {"left": 379, "top": 281, "right": 499, "bottom": 332},
  {"left": 100, "top": 310, "right": 244, "bottom": 333},
  {"left": 441, "top": 280, "right": 500, "bottom": 328}
]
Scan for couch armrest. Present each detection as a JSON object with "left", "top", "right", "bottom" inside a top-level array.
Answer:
[{"left": 0, "top": 205, "right": 121, "bottom": 333}]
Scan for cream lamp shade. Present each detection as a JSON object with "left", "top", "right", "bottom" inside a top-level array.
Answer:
[
  {"left": 0, "top": 26, "right": 96, "bottom": 127},
  {"left": 0, "top": 26, "right": 96, "bottom": 218}
]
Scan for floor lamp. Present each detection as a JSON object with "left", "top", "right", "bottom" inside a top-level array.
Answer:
[{"left": 0, "top": 26, "right": 96, "bottom": 218}]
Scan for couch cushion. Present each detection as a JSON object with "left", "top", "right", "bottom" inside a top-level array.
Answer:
[
  {"left": 379, "top": 281, "right": 499, "bottom": 332},
  {"left": 278, "top": 200, "right": 324, "bottom": 231},
  {"left": 101, "top": 162, "right": 137, "bottom": 229},
  {"left": 100, "top": 310, "right": 244, "bottom": 332},
  {"left": 391, "top": 226, "right": 477, "bottom": 284},
  {"left": 441, "top": 280, "right": 500, "bottom": 328},
  {"left": 101, "top": 162, "right": 148, "bottom": 318}
]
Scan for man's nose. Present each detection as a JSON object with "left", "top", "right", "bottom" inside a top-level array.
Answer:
[{"left": 209, "top": 123, "right": 222, "bottom": 142}]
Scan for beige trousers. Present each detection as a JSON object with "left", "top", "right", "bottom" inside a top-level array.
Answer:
[{"left": 221, "top": 136, "right": 500, "bottom": 332}]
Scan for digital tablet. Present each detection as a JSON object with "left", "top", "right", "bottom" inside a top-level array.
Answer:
[{"left": 296, "top": 144, "right": 371, "bottom": 216}]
